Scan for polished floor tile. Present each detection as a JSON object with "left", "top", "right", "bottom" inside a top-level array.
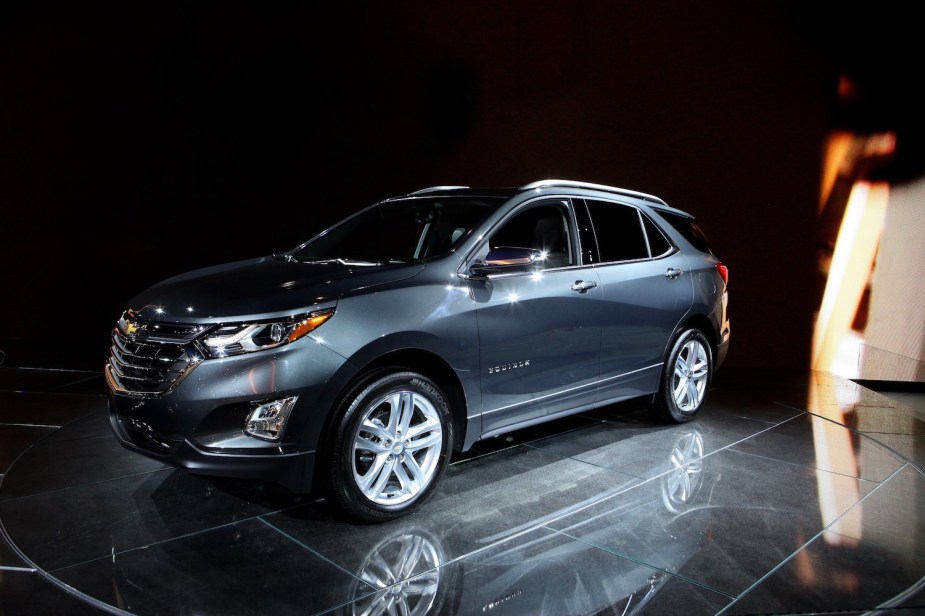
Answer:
[
  {"left": 0, "top": 368, "right": 101, "bottom": 393},
  {"left": 546, "top": 441, "right": 884, "bottom": 597},
  {"left": 0, "top": 467, "right": 294, "bottom": 572},
  {"left": 726, "top": 463, "right": 925, "bottom": 614},
  {"left": 309, "top": 524, "right": 734, "bottom": 616},
  {"left": 0, "top": 569, "right": 107, "bottom": 616},
  {"left": 51, "top": 518, "right": 371, "bottom": 616},
  {"left": 0, "top": 424, "right": 56, "bottom": 473},
  {"left": 698, "top": 388, "right": 807, "bottom": 424},
  {"left": 0, "top": 432, "right": 167, "bottom": 500},
  {"left": 0, "top": 390, "right": 104, "bottom": 426},
  {"left": 41, "top": 405, "right": 113, "bottom": 443},
  {"left": 392, "top": 525, "right": 730, "bottom": 616},
  {"left": 265, "top": 445, "right": 642, "bottom": 572},
  {"left": 531, "top": 410, "right": 786, "bottom": 480},
  {"left": 0, "top": 533, "right": 29, "bottom": 568},
  {"left": 0, "top": 367, "right": 923, "bottom": 615},
  {"left": 857, "top": 432, "right": 925, "bottom": 474},
  {"left": 727, "top": 413, "right": 907, "bottom": 482}
]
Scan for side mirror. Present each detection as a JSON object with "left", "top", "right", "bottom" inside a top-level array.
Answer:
[{"left": 468, "top": 247, "right": 545, "bottom": 278}]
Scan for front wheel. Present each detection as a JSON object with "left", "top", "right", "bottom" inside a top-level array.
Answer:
[
  {"left": 329, "top": 369, "right": 453, "bottom": 522},
  {"left": 650, "top": 329, "right": 713, "bottom": 423}
]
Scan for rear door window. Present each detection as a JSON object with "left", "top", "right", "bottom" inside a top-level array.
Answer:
[{"left": 583, "top": 199, "right": 649, "bottom": 262}]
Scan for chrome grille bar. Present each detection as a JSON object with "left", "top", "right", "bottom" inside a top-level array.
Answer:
[{"left": 107, "top": 312, "right": 205, "bottom": 395}]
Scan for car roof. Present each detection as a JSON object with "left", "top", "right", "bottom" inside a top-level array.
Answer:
[
  {"left": 399, "top": 186, "right": 520, "bottom": 199},
  {"left": 398, "top": 179, "right": 693, "bottom": 218}
]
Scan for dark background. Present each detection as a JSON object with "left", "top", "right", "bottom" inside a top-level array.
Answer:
[{"left": 0, "top": 2, "right": 920, "bottom": 371}]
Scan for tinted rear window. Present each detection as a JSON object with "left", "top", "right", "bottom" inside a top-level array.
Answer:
[
  {"left": 584, "top": 199, "right": 649, "bottom": 262},
  {"left": 641, "top": 214, "right": 673, "bottom": 257},
  {"left": 656, "top": 210, "right": 713, "bottom": 254}
]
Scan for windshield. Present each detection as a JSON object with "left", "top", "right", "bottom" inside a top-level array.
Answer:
[{"left": 290, "top": 197, "right": 502, "bottom": 263}]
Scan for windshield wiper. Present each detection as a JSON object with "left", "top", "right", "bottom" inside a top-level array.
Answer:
[{"left": 291, "top": 257, "right": 380, "bottom": 266}]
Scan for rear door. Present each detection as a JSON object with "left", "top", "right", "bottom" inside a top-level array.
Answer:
[{"left": 578, "top": 198, "right": 694, "bottom": 404}]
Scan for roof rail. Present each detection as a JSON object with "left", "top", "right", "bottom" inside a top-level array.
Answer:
[
  {"left": 408, "top": 185, "right": 470, "bottom": 195},
  {"left": 520, "top": 179, "right": 667, "bottom": 205}
]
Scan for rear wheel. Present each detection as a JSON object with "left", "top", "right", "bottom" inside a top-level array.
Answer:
[
  {"left": 329, "top": 369, "right": 452, "bottom": 522},
  {"left": 650, "top": 329, "right": 712, "bottom": 423}
]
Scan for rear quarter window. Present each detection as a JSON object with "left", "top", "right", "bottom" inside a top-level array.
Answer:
[
  {"left": 641, "top": 214, "right": 673, "bottom": 257},
  {"left": 655, "top": 210, "right": 714, "bottom": 254}
]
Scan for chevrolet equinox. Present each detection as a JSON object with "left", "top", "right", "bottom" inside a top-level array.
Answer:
[{"left": 106, "top": 179, "right": 730, "bottom": 522}]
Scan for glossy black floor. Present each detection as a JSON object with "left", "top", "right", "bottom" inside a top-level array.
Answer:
[{"left": 1, "top": 367, "right": 923, "bottom": 616}]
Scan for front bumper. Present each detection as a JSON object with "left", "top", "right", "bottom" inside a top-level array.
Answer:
[
  {"left": 109, "top": 405, "right": 315, "bottom": 493},
  {"left": 106, "top": 339, "right": 347, "bottom": 495}
]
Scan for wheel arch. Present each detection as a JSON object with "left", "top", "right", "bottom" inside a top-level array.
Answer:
[
  {"left": 311, "top": 345, "right": 472, "bottom": 486},
  {"left": 685, "top": 314, "right": 718, "bottom": 356},
  {"left": 358, "top": 348, "right": 470, "bottom": 453},
  {"left": 653, "top": 313, "right": 719, "bottom": 387},
  {"left": 669, "top": 314, "right": 719, "bottom": 365},
  {"left": 649, "top": 317, "right": 715, "bottom": 423}
]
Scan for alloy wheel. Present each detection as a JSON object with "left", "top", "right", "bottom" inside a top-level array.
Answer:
[
  {"left": 352, "top": 391, "right": 443, "bottom": 506},
  {"left": 671, "top": 339, "right": 709, "bottom": 412}
]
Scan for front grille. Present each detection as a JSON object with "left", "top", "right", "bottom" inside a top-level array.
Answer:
[{"left": 107, "top": 310, "right": 207, "bottom": 395}]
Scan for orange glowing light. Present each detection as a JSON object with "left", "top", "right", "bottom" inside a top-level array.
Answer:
[{"left": 288, "top": 312, "right": 333, "bottom": 342}]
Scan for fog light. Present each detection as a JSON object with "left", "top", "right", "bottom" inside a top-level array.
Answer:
[{"left": 244, "top": 396, "right": 298, "bottom": 441}]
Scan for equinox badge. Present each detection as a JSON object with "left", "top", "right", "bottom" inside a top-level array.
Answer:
[{"left": 488, "top": 360, "right": 530, "bottom": 375}]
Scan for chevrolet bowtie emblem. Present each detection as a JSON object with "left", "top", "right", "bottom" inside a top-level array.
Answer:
[{"left": 124, "top": 321, "right": 139, "bottom": 336}]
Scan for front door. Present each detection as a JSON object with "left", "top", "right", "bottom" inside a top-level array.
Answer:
[{"left": 468, "top": 200, "right": 602, "bottom": 437}]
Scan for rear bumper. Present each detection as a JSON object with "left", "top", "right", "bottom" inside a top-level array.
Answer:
[{"left": 715, "top": 320, "right": 730, "bottom": 369}]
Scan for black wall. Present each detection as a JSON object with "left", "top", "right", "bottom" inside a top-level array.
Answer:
[{"left": 0, "top": 2, "right": 918, "bottom": 371}]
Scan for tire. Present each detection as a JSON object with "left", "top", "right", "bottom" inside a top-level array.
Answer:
[
  {"left": 329, "top": 369, "right": 453, "bottom": 522},
  {"left": 650, "top": 329, "right": 713, "bottom": 423}
]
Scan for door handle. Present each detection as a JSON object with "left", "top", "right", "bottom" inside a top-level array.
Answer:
[
  {"left": 665, "top": 268, "right": 684, "bottom": 279},
  {"left": 570, "top": 280, "right": 598, "bottom": 293}
]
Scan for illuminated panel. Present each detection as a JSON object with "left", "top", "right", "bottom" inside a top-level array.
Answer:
[{"left": 812, "top": 181, "right": 889, "bottom": 373}]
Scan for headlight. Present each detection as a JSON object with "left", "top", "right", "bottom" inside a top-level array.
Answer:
[{"left": 200, "top": 308, "right": 334, "bottom": 358}]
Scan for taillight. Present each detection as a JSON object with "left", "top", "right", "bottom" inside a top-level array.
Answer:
[{"left": 715, "top": 263, "right": 728, "bottom": 284}]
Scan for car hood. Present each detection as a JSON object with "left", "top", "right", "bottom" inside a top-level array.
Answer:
[{"left": 128, "top": 256, "right": 425, "bottom": 322}]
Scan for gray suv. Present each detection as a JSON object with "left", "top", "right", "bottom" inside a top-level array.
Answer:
[{"left": 106, "top": 179, "right": 730, "bottom": 522}]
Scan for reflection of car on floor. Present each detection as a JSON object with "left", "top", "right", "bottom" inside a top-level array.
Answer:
[
  {"left": 101, "top": 427, "right": 712, "bottom": 615},
  {"left": 106, "top": 179, "right": 730, "bottom": 522},
  {"left": 338, "top": 428, "right": 712, "bottom": 616},
  {"left": 346, "top": 527, "right": 450, "bottom": 616}
]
